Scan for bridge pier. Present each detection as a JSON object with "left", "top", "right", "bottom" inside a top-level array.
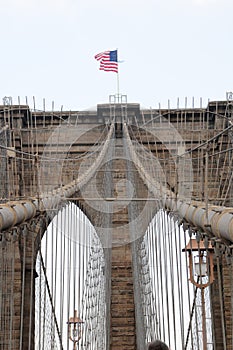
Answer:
[
  {"left": 18, "top": 221, "right": 41, "bottom": 350},
  {"left": 21, "top": 266, "right": 36, "bottom": 350},
  {"left": 0, "top": 220, "right": 39, "bottom": 350},
  {"left": 0, "top": 231, "right": 21, "bottom": 350},
  {"left": 1, "top": 100, "right": 233, "bottom": 349},
  {"left": 110, "top": 244, "right": 136, "bottom": 350},
  {"left": 211, "top": 246, "right": 233, "bottom": 350}
]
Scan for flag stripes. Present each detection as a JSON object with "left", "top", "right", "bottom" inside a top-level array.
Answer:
[{"left": 94, "top": 50, "right": 118, "bottom": 73}]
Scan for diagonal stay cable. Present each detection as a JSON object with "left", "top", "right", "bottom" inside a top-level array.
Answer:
[
  {"left": 38, "top": 250, "right": 64, "bottom": 349},
  {"left": 123, "top": 122, "right": 233, "bottom": 243},
  {"left": 0, "top": 123, "right": 115, "bottom": 232}
]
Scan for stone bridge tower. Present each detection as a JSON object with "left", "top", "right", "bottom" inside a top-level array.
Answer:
[{"left": 0, "top": 99, "right": 232, "bottom": 349}]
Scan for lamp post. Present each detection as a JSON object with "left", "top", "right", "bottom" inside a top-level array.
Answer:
[
  {"left": 182, "top": 238, "right": 214, "bottom": 350},
  {"left": 67, "top": 310, "right": 84, "bottom": 350}
]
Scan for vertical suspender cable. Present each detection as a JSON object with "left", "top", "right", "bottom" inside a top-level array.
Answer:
[
  {"left": 50, "top": 219, "right": 55, "bottom": 348},
  {"left": 28, "top": 224, "right": 35, "bottom": 349},
  {"left": 158, "top": 211, "right": 165, "bottom": 340},
  {"left": 161, "top": 210, "right": 170, "bottom": 344},
  {"left": 155, "top": 213, "right": 162, "bottom": 340},
  {"left": 9, "top": 234, "right": 15, "bottom": 350},
  {"left": 66, "top": 204, "right": 72, "bottom": 350},
  {"left": 176, "top": 224, "right": 185, "bottom": 349},
  {"left": 53, "top": 212, "right": 59, "bottom": 344},
  {"left": 216, "top": 256, "right": 227, "bottom": 350},
  {"left": 38, "top": 249, "right": 64, "bottom": 349},
  {"left": 38, "top": 227, "right": 42, "bottom": 350},
  {"left": 73, "top": 204, "right": 77, "bottom": 320},
  {"left": 42, "top": 225, "right": 48, "bottom": 350},
  {"left": 19, "top": 227, "right": 26, "bottom": 350},
  {"left": 78, "top": 207, "right": 82, "bottom": 327},
  {"left": 167, "top": 213, "right": 177, "bottom": 350},
  {"left": 60, "top": 207, "right": 66, "bottom": 341},
  {"left": 151, "top": 219, "right": 159, "bottom": 339}
]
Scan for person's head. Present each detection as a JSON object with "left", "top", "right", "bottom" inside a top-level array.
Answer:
[{"left": 148, "top": 339, "right": 169, "bottom": 350}]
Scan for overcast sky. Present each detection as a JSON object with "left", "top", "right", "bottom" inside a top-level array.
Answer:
[{"left": 1, "top": 0, "right": 233, "bottom": 111}]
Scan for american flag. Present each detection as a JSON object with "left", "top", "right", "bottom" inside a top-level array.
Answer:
[{"left": 94, "top": 50, "right": 118, "bottom": 73}]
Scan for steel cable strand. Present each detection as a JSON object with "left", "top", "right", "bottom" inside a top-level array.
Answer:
[
  {"left": 157, "top": 211, "right": 166, "bottom": 341},
  {"left": 28, "top": 222, "right": 36, "bottom": 349},
  {"left": 124, "top": 122, "right": 233, "bottom": 243},
  {"left": 150, "top": 216, "right": 160, "bottom": 340},
  {"left": 176, "top": 224, "right": 185, "bottom": 348},
  {"left": 79, "top": 225, "right": 106, "bottom": 349},
  {"left": 133, "top": 236, "right": 147, "bottom": 350},
  {"left": 10, "top": 121, "right": 112, "bottom": 162},
  {"left": 0, "top": 123, "right": 115, "bottom": 234},
  {"left": 146, "top": 210, "right": 160, "bottom": 342},
  {"left": 165, "top": 211, "right": 177, "bottom": 349},
  {"left": 214, "top": 134, "right": 231, "bottom": 203},
  {"left": 147, "top": 225, "right": 158, "bottom": 341},
  {"left": 139, "top": 235, "right": 151, "bottom": 342},
  {"left": 9, "top": 232, "right": 16, "bottom": 350},
  {"left": 65, "top": 204, "right": 72, "bottom": 350},
  {"left": 182, "top": 227, "right": 195, "bottom": 350},
  {"left": 19, "top": 226, "right": 27, "bottom": 350},
  {"left": 127, "top": 120, "right": 163, "bottom": 193},
  {"left": 153, "top": 212, "right": 163, "bottom": 341},
  {"left": 37, "top": 250, "right": 63, "bottom": 349}
]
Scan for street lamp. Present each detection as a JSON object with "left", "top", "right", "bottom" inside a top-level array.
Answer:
[
  {"left": 182, "top": 238, "right": 214, "bottom": 288},
  {"left": 67, "top": 310, "right": 84, "bottom": 350},
  {"left": 182, "top": 237, "right": 215, "bottom": 350}
]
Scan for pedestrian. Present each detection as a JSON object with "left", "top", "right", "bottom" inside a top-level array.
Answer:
[{"left": 148, "top": 339, "right": 169, "bottom": 350}]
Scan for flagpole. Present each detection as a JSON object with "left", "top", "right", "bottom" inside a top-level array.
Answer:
[
  {"left": 117, "top": 72, "right": 120, "bottom": 103},
  {"left": 116, "top": 48, "right": 120, "bottom": 103}
]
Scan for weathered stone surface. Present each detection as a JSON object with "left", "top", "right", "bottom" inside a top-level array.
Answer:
[{"left": 0, "top": 100, "right": 233, "bottom": 349}]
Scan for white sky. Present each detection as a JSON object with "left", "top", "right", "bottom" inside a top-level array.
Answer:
[{"left": 1, "top": 0, "right": 233, "bottom": 111}]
